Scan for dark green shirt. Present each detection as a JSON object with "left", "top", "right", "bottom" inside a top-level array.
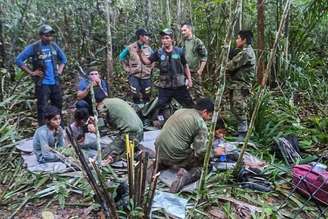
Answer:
[
  {"left": 155, "top": 108, "right": 208, "bottom": 163},
  {"left": 99, "top": 98, "right": 143, "bottom": 134},
  {"left": 180, "top": 36, "right": 208, "bottom": 72}
]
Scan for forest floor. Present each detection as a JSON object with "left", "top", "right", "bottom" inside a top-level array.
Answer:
[{"left": 0, "top": 76, "right": 327, "bottom": 219}]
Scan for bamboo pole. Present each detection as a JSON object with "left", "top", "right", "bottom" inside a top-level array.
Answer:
[
  {"left": 89, "top": 83, "right": 102, "bottom": 163},
  {"left": 232, "top": 0, "right": 293, "bottom": 177},
  {"left": 66, "top": 127, "right": 114, "bottom": 218},
  {"left": 197, "top": 0, "right": 242, "bottom": 200}
]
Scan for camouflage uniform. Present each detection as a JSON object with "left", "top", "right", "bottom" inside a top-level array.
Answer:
[
  {"left": 98, "top": 98, "right": 144, "bottom": 159},
  {"left": 180, "top": 36, "right": 208, "bottom": 101},
  {"left": 225, "top": 45, "right": 256, "bottom": 133},
  {"left": 155, "top": 108, "right": 208, "bottom": 171}
]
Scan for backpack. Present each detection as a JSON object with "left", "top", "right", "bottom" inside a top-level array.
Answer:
[
  {"left": 273, "top": 136, "right": 302, "bottom": 166},
  {"left": 292, "top": 164, "right": 328, "bottom": 205}
]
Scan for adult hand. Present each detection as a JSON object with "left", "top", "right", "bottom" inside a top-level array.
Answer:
[
  {"left": 187, "top": 79, "right": 193, "bottom": 88},
  {"left": 31, "top": 69, "right": 43, "bottom": 77},
  {"left": 197, "top": 69, "right": 202, "bottom": 77}
]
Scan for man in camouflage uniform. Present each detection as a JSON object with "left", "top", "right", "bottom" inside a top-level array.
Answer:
[
  {"left": 139, "top": 28, "right": 194, "bottom": 120},
  {"left": 180, "top": 23, "right": 208, "bottom": 101},
  {"left": 97, "top": 98, "right": 144, "bottom": 163},
  {"left": 155, "top": 98, "right": 214, "bottom": 193},
  {"left": 225, "top": 30, "right": 256, "bottom": 140},
  {"left": 119, "top": 28, "right": 154, "bottom": 104}
]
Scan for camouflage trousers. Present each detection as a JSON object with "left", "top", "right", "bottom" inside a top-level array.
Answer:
[
  {"left": 225, "top": 87, "right": 251, "bottom": 133},
  {"left": 189, "top": 72, "right": 205, "bottom": 101},
  {"left": 102, "top": 131, "right": 143, "bottom": 160}
]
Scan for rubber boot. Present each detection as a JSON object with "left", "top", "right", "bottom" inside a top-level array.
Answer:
[
  {"left": 237, "top": 120, "right": 248, "bottom": 141},
  {"left": 170, "top": 167, "right": 201, "bottom": 193}
]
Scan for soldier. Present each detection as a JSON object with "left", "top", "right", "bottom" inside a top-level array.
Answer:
[
  {"left": 225, "top": 30, "right": 256, "bottom": 140},
  {"left": 97, "top": 98, "right": 143, "bottom": 164},
  {"left": 139, "top": 28, "right": 194, "bottom": 121},
  {"left": 180, "top": 23, "right": 208, "bottom": 101},
  {"left": 16, "top": 24, "right": 67, "bottom": 126},
  {"left": 119, "top": 28, "right": 154, "bottom": 104},
  {"left": 155, "top": 98, "right": 214, "bottom": 193}
]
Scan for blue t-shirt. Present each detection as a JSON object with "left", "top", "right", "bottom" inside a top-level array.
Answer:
[
  {"left": 78, "top": 79, "right": 110, "bottom": 103},
  {"left": 16, "top": 41, "right": 67, "bottom": 85}
]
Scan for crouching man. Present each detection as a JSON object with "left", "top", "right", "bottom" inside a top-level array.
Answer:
[
  {"left": 33, "top": 105, "right": 64, "bottom": 163},
  {"left": 97, "top": 98, "right": 144, "bottom": 164},
  {"left": 155, "top": 98, "right": 214, "bottom": 192}
]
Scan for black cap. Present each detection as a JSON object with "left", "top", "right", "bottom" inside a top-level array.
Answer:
[
  {"left": 39, "top": 25, "right": 55, "bottom": 35},
  {"left": 135, "top": 28, "right": 150, "bottom": 37},
  {"left": 160, "top": 28, "right": 173, "bottom": 37}
]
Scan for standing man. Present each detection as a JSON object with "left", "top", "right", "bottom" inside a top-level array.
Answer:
[
  {"left": 16, "top": 24, "right": 67, "bottom": 126},
  {"left": 225, "top": 30, "right": 256, "bottom": 140},
  {"left": 119, "top": 28, "right": 154, "bottom": 104},
  {"left": 155, "top": 98, "right": 214, "bottom": 193},
  {"left": 139, "top": 28, "right": 194, "bottom": 119},
  {"left": 180, "top": 23, "right": 208, "bottom": 101}
]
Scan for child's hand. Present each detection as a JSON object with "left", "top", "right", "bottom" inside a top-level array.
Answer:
[{"left": 214, "top": 147, "right": 225, "bottom": 156}]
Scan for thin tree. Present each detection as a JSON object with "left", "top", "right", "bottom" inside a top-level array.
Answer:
[
  {"left": 257, "top": 0, "right": 265, "bottom": 84},
  {"left": 197, "top": 0, "right": 242, "bottom": 200},
  {"left": 105, "top": 0, "right": 114, "bottom": 84}
]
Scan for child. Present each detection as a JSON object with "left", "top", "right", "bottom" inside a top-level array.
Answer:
[
  {"left": 33, "top": 105, "right": 64, "bottom": 163},
  {"left": 213, "top": 118, "right": 227, "bottom": 160},
  {"left": 69, "top": 108, "right": 97, "bottom": 150}
]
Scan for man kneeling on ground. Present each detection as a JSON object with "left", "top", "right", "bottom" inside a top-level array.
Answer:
[
  {"left": 97, "top": 98, "right": 144, "bottom": 164},
  {"left": 155, "top": 98, "right": 214, "bottom": 192},
  {"left": 33, "top": 105, "right": 64, "bottom": 163}
]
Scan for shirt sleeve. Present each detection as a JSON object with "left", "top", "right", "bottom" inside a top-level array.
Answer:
[
  {"left": 78, "top": 79, "right": 89, "bottom": 91},
  {"left": 180, "top": 50, "right": 187, "bottom": 66},
  {"left": 53, "top": 43, "right": 67, "bottom": 64},
  {"left": 196, "top": 39, "right": 208, "bottom": 62},
  {"left": 39, "top": 130, "right": 60, "bottom": 162},
  {"left": 119, "top": 47, "right": 129, "bottom": 62},
  {"left": 226, "top": 50, "right": 249, "bottom": 73},
  {"left": 15, "top": 44, "right": 34, "bottom": 67},
  {"left": 148, "top": 50, "right": 159, "bottom": 63},
  {"left": 57, "top": 128, "right": 65, "bottom": 147},
  {"left": 191, "top": 123, "right": 208, "bottom": 159}
]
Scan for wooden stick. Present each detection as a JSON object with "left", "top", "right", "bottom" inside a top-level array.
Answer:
[
  {"left": 197, "top": 0, "right": 242, "bottom": 200},
  {"left": 145, "top": 172, "right": 160, "bottom": 217},
  {"left": 91, "top": 160, "right": 119, "bottom": 219},
  {"left": 66, "top": 127, "right": 111, "bottom": 218}
]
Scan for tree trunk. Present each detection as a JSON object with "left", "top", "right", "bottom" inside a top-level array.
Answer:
[
  {"left": 165, "top": 0, "right": 171, "bottom": 27},
  {"left": 0, "top": 5, "right": 5, "bottom": 68},
  {"left": 105, "top": 0, "right": 114, "bottom": 83},
  {"left": 257, "top": 0, "right": 265, "bottom": 85},
  {"left": 145, "top": 0, "right": 151, "bottom": 27}
]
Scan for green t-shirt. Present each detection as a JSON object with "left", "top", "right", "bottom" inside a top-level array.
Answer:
[
  {"left": 100, "top": 98, "right": 143, "bottom": 134},
  {"left": 181, "top": 36, "right": 208, "bottom": 72},
  {"left": 155, "top": 108, "right": 208, "bottom": 163}
]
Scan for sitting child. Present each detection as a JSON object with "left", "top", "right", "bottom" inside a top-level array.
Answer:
[
  {"left": 213, "top": 118, "right": 227, "bottom": 160},
  {"left": 33, "top": 105, "right": 64, "bottom": 163},
  {"left": 69, "top": 108, "right": 97, "bottom": 150}
]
